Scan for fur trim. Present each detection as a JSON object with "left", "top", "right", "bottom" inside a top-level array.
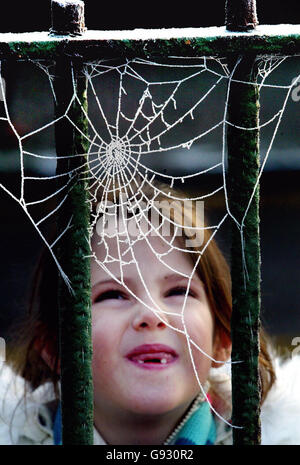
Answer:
[
  {"left": 261, "top": 355, "right": 300, "bottom": 445},
  {"left": 208, "top": 354, "right": 300, "bottom": 445},
  {"left": 0, "top": 364, "right": 53, "bottom": 445}
]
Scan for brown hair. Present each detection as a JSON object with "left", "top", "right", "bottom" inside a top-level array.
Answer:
[{"left": 6, "top": 179, "right": 275, "bottom": 403}]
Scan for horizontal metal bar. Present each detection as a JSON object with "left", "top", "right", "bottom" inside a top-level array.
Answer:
[{"left": 0, "top": 25, "right": 300, "bottom": 59}]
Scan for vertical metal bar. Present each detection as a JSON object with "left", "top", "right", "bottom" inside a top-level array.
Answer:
[
  {"left": 50, "top": 0, "right": 86, "bottom": 36},
  {"left": 226, "top": 54, "right": 261, "bottom": 445},
  {"left": 54, "top": 55, "right": 94, "bottom": 446},
  {"left": 225, "top": 0, "right": 258, "bottom": 31},
  {"left": 52, "top": 0, "right": 94, "bottom": 445}
]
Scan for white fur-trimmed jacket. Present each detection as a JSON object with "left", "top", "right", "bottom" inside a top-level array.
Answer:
[{"left": 1, "top": 354, "right": 300, "bottom": 445}]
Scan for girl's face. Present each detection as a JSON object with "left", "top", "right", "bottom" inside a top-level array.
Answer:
[{"left": 91, "top": 226, "right": 224, "bottom": 418}]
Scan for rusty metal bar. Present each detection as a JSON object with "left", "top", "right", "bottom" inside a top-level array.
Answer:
[
  {"left": 52, "top": 0, "right": 94, "bottom": 445},
  {"left": 225, "top": 0, "right": 258, "bottom": 31}
]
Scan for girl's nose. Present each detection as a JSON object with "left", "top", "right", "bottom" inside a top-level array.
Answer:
[{"left": 132, "top": 304, "right": 168, "bottom": 331}]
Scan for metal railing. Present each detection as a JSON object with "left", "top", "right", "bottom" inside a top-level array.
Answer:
[{"left": 0, "top": 0, "right": 299, "bottom": 445}]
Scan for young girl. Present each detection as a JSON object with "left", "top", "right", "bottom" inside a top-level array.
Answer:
[{"left": 1, "top": 180, "right": 300, "bottom": 445}]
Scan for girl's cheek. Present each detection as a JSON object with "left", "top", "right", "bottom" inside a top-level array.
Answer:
[
  {"left": 92, "top": 320, "right": 109, "bottom": 353},
  {"left": 92, "top": 312, "right": 120, "bottom": 355},
  {"left": 91, "top": 307, "right": 109, "bottom": 333},
  {"left": 184, "top": 309, "right": 214, "bottom": 359},
  {"left": 185, "top": 305, "right": 213, "bottom": 337}
]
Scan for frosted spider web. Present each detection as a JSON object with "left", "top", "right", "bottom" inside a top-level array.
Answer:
[{"left": 0, "top": 54, "right": 299, "bottom": 431}]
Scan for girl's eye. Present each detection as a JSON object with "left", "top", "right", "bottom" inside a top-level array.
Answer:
[
  {"left": 94, "top": 290, "right": 126, "bottom": 303},
  {"left": 167, "top": 287, "right": 195, "bottom": 298}
]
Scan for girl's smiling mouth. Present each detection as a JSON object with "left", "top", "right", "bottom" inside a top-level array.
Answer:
[{"left": 125, "top": 344, "right": 179, "bottom": 369}]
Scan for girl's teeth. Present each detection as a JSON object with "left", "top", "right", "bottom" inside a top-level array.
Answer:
[{"left": 136, "top": 357, "right": 169, "bottom": 364}]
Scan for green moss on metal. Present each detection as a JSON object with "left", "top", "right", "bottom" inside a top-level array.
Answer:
[
  {"left": 227, "top": 55, "right": 261, "bottom": 445},
  {"left": 1, "top": 32, "right": 299, "bottom": 60},
  {"left": 8, "top": 41, "right": 60, "bottom": 59},
  {"left": 54, "top": 58, "right": 94, "bottom": 445},
  {"left": 103, "top": 34, "right": 300, "bottom": 59}
]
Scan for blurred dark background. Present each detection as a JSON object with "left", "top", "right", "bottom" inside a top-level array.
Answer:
[
  {"left": 0, "top": 1, "right": 299, "bottom": 356},
  {"left": 0, "top": 0, "right": 299, "bottom": 32}
]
